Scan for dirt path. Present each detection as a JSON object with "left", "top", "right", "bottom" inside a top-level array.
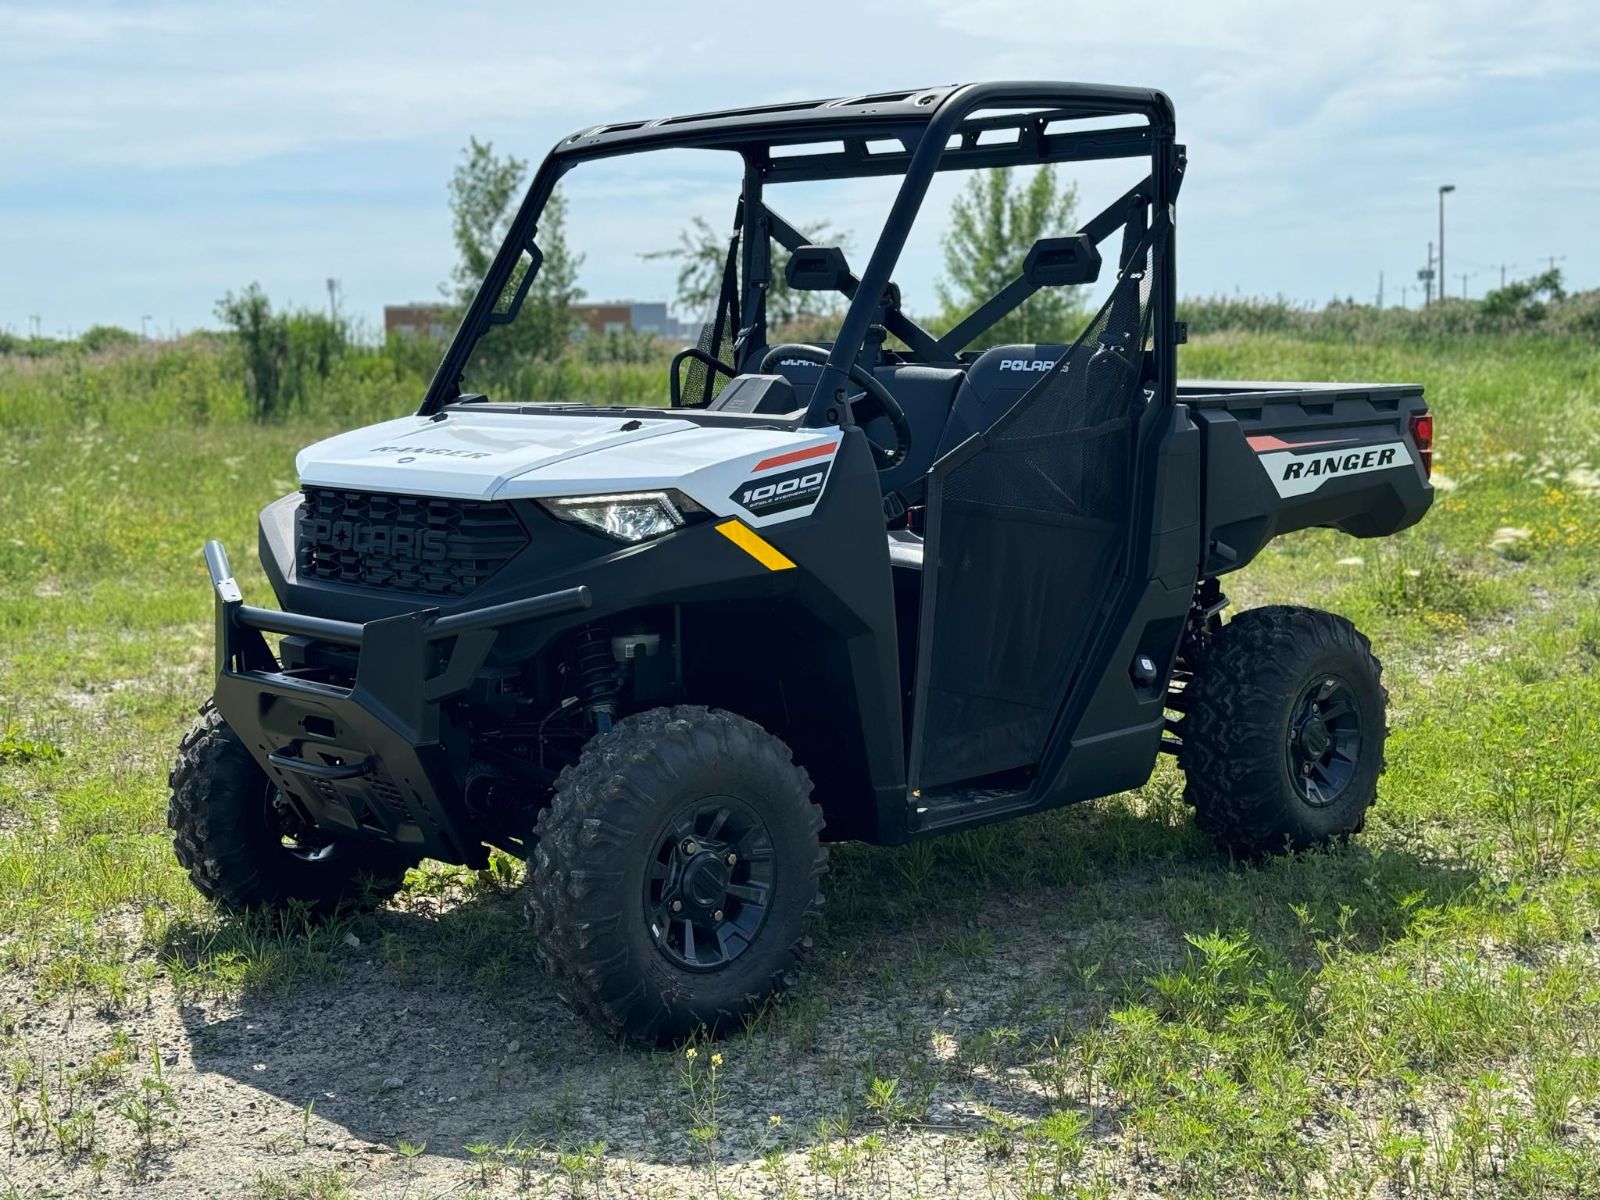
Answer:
[{"left": 4, "top": 870, "right": 1194, "bottom": 1199}]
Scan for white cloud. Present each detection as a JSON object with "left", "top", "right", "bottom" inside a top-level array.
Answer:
[
  {"left": 0, "top": 0, "right": 1595, "bottom": 330},
  {"left": 0, "top": 3, "right": 658, "bottom": 172}
]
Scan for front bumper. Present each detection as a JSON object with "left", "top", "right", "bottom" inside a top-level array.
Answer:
[{"left": 202, "top": 540, "right": 591, "bottom": 867}]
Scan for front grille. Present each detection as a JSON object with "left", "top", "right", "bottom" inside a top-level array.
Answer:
[{"left": 296, "top": 487, "right": 528, "bottom": 597}]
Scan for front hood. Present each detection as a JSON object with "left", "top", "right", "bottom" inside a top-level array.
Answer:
[{"left": 295, "top": 409, "right": 693, "bottom": 500}]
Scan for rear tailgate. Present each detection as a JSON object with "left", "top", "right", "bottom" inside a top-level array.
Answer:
[{"left": 1179, "top": 380, "right": 1432, "bottom": 576}]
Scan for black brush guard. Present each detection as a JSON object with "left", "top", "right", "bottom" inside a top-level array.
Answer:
[{"left": 203, "top": 540, "right": 591, "bottom": 867}]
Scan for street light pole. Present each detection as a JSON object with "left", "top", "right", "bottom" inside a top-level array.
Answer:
[{"left": 1438, "top": 185, "right": 1456, "bottom": 304}]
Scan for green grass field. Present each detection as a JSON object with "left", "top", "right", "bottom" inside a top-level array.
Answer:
[{"left": 2, "top": 334, "right": 1598, "bottom": 1198}]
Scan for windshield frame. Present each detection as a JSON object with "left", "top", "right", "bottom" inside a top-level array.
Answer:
[{"left": 419, "top": 81, "right": 1178, "bottom": 428}]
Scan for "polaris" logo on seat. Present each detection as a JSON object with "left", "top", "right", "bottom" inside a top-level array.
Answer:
[{"left": 998, "top": 358, "right": 1056, "bottom": 372}]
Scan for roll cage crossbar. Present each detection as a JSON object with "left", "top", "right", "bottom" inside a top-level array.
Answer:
[{"left": 420, "top": 81, "right": 1181, "bottom": 429}]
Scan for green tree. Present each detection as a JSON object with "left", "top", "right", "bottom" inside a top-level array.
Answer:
[
  {"left": 448, "top": 138, "right": 584, "bottom": 364},
  {"left": 648, "top": 217, "right": 840, "bottom": 331},
  {"left": 1480, "top": 268, "right": 1566, "bottom": 323},
  {"left": 518, "top": 187, "right": 584, "bottom": 356},
  {"left": 936, "top": 166, "right": 1081, "bottom": 345},
  {"left": 448, "top": 137, "right": 528, "bottom": 305}
]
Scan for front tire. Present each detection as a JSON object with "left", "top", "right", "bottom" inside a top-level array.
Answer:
[
  {"left": 1179, "top": 606, "right": 1387, "bottom": 856},
  {"left": 526, "top": 706, "right": 825, "bottom": 1045},
  {"left": 168, "top": 704, "right": 414, "bottom": 915}
]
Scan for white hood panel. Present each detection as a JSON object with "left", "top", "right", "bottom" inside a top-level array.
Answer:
[
  {"left": 295, "top": 410, "right": 691, "bottom": 500},
  {"left": 294, "top": 408, "right": 845, "bottom": 526}
]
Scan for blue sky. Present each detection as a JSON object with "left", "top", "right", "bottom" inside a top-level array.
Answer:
[{"left": 2, "top": 0, "right": 1596, "bottom": 338}]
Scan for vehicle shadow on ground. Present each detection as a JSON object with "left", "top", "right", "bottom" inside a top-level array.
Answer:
[{"left": 171, "top": 805, "right": 1483, "bottom": 1168}]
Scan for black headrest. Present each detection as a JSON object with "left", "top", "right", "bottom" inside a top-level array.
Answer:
[{"left": 785, "top": 245, "right": 852, "bottom": 291}]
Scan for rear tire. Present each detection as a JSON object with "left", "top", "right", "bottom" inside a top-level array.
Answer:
[
  {"left": 1179, "top": 606, "right": 1387, "bottom": 856},
  {"left": 526, "top": 706, "right": 825, "bottom": 1045},
  {"left": 168, "top": 703, "right": 414, "bottom": 915}
]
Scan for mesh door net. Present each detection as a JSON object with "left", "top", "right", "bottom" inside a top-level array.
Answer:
[
  {"left": 680, "top": 234, "right": 740, "bottom": 408},
  {"left": 912, "top": 226, "right": 1165, "bottom": 790}
]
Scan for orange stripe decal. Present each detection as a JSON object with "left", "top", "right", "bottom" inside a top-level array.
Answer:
[
  {"left": 1246, "top": 434, "right": 1359, "bottom": 452},
  {"left": 753, "top": 442, "right": 837, "bottom": 472}
]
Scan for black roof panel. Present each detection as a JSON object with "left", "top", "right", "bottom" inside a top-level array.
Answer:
[{"left": 553, "top": 81, "right": 1172, "bottom": 159}]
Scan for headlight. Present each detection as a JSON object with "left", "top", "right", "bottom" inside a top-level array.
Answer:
[{"left": 540, "top": 490, "right": 703, "bottom": 543}]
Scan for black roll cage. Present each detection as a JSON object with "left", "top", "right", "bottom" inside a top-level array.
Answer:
[{"left": 419, "top": 81, "right": 1181, "bottom": 430}]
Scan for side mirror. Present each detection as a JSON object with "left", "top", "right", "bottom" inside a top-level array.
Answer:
[
  {"left": 785, "top": 245, "right": 853, "bottom": 292},
  {"left": 1023, "top": 235, "right": 1101, "bottom": 287}
]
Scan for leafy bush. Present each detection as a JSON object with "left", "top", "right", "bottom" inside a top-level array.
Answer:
[
  {"left": 1182, "top": 272, "right": 1600, "bottom": 341},
  {"left": 77, "top": 325, "right": 142, "bottom": 354},
  {"left": 578, "top": 328, "right": 667, "bottom": 366},
  {"left": 213, "top": 284, "right": 350, "bottom": 420}
]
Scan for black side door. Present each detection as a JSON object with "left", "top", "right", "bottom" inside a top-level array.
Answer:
[{"left": 909, "top": 227, "right": 1166, "bottom": 791}]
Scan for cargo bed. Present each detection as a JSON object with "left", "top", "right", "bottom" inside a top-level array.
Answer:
[{"left": 1176, "top": 379, "right": 1432, "bottom": 576}]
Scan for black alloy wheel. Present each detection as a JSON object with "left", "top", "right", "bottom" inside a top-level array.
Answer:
[
  {"left": 1286, "top": 675, "right": 1364, "bottom": 808},
  {"left": 645, "top": 798, "right": 775, "bottom": 971}
]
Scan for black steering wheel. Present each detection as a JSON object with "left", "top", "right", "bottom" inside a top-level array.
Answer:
[{"left": 759, "top": 344, "right": 911, "bottom": 470}]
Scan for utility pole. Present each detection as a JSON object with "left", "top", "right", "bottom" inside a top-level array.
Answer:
[
  {"left": 1460, "top": 272, "right": 1471, "bottom": 299},
  {"left": 27, "top": 314, "right": 40, "bottom": 339},
  {"left": 1438, "top": 184, "right": 1455, "bottom": 303},
  {"left": 1400, "top": 284, "right": 1410, "bottom": 309},
  {"left": 326, "top": 277, "right": 341, "bottom": 322},
  {"left": 140, "top": 314, "right": 152, "bottom": 340},
  {"left": 1418, "top": 242, "right": 1435, "bottom": 307},
  {"left": 1376, "top": 271, "right": 1385, "bottom": 308}
]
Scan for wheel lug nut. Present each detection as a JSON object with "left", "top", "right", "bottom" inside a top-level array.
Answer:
[
  {"left": 681, "top": 840, "right": 698, "bottom": 856},
  {"left": 725, "top": 852, "right": 737, "bottom": 866},
  {"left": 712, "top": 909, "right": 723, "bottom": 922},
  {"left": 670, "top": 899, "right": 683, "bottom": 912}
]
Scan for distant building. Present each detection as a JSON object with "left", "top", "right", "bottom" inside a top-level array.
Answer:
[
  {"left": 384, "top": 304, "right": 454, "bottom": 340},
  {"left": 569, "top": 303, "right": 633, "bottom": 338},
  {"left": 570, "top": 301, "right": 691, "bottom": 340}
]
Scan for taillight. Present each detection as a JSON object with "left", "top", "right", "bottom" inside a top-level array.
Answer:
[{"left": 1409, "top": 412, "right": 1434, "bottom": 477}]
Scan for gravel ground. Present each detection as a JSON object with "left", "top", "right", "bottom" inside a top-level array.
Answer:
[{"left": 1, "top": 871, "right": 1193, "bottom": 1199}]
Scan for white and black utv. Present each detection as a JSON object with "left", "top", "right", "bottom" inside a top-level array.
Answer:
[{"left": 171, "top": 82, "right": 1435, "bottom": 1043}]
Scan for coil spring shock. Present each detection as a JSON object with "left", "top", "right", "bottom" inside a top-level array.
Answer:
[{"left": 574, "top": 626, "right": 620, "bottom": 734}]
